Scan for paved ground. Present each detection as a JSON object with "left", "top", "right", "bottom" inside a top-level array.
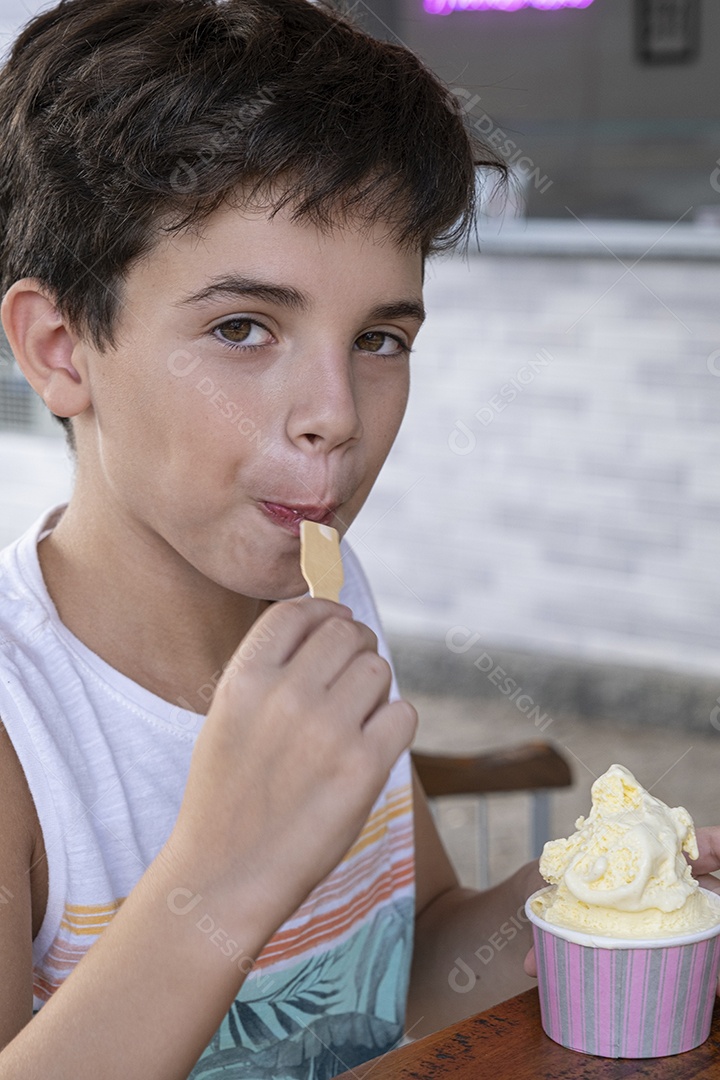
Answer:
[{"left": 413, "top": 691, "right": 720, "bottom": 888}]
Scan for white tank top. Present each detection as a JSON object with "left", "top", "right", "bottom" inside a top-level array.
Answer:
[{"left": 0, "top": 504, "right": 415, "bottom": 1077}]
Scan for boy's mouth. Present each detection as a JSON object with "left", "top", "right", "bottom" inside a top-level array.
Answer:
[{"left": 259, "top": 501, "right": 337, "bottom": 537}]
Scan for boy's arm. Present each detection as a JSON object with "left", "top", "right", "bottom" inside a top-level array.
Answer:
[
  {"left": 0, "top": 599, "right": 417, "bottom": 1079},
  {"left": 0, "top": 724, "right": 38, "bottom": 1050},
  {"left": 406, "top": 768, "right": 542, "bottom": 1038},
  {"left": 1, "top": 838, "right": 281, "bottom": 1079}
]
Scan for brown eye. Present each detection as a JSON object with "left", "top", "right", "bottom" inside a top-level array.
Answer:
[
  {"left": 217, "top": 318, "right": 252, "bottom": 343},
  {"left": 213, "top": 318, "right": 274, "bottom": 350},
  {"left": 355, "top": 331, "right": 408, "bottom": 356},
  {"left": 356, "top": 331, "right": 386, "bottom": 352}
]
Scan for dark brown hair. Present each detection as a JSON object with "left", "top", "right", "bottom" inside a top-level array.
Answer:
[{"left": 0, "top": 0, "right": 505, "bottom": 445}]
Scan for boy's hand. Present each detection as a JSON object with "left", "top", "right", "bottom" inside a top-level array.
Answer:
[
  {"left": 688, "top": 826, "right": 720, "bottom": 996},
  {"left": 167, "top": 598, "right": 417, "bottom": 935},
  {"left": 687, "top": 826, "right": 720, "bottom": 895}
]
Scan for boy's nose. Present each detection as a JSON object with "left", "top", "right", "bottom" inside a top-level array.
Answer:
[{"left": 285, "top": 350, "right": 364, "bottom": 452}]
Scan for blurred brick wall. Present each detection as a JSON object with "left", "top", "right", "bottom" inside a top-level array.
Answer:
[{"left": 349, "top": 252, "right": 720, "bottom": 678}]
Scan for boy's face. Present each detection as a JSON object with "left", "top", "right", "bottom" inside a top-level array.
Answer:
[{"left": 76, "top": 200, "right": 424, "bottom": 600}]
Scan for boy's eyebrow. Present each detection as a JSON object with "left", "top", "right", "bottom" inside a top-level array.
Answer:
[
  {"left": 178, "top": 275, "right": 307, "bottom": 311},
  {"left": 176, "top": 275, "right": 425, "bottom": 325},
  {"left": 367, "top": 300, "right": 426, "bottom": 326}
]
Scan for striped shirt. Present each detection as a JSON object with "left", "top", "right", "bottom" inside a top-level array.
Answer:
[{"left": 0, "top": 505, "right": 415, "bottom": 1078}]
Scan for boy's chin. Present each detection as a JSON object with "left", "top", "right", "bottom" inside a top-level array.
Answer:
[
  {"left": 266, "top": 581, "right": 314, "bottom": 602},
  {"left": 252, "top": 568, "right": 314, "bottom": 603}
]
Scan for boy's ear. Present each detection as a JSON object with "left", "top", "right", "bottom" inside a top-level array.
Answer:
[{"left": 1, "top": 278, "right": 91, "bottom": 419}]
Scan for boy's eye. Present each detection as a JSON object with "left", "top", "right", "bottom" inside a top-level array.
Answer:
[
  {"left": 214, "top": 318, "right": 274, "bottom": 348},
  {"left": 355, "top": 331, "right": 409, "bottom": 356}
]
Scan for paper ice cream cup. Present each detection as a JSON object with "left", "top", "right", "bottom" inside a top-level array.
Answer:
[{"left": 526, "top": 886, "right": 720, "bottom": 1058}]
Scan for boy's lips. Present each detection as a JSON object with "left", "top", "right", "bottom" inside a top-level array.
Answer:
[{"left": 259, "top": 501, "right": 338, "bottom": 537}]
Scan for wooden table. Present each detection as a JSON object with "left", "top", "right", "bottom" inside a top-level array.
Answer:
[{"left": 336, "top": 989, "right": 720, "bottom": 1079}]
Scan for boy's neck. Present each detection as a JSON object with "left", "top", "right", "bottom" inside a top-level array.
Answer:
[{"left": 37, "top": 496, "right": 271, "bottom": 715}]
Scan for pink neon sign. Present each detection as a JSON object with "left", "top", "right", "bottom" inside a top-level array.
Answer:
[{"left": 425, "top": 0, "right": 594, "bottom": 12}]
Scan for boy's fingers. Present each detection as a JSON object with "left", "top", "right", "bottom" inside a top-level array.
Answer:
[
  {"left": 524, "top": 947, "right": 537, "bottom": 978},
  {"left": 694, "top": 873, "right": 720, "bottom": 896},
  {"left": 325, "top": 649, "right": 393, "bottom": 723},
  {"left": 289, "top": 616, "right": 379, "bottom": 691},
  {"left": 362, "top": 698, "right": 418, "bottom": 768},
  {"left": 688, "top": 826, "right": 720, "bottom": 877},
  {"left": 225, "top": 597, "right": 353, "bottom": 676}
]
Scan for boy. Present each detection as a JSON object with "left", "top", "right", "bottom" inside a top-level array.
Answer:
[{"left": 0, "top": 0, "right": 718, "bottom": 1076}]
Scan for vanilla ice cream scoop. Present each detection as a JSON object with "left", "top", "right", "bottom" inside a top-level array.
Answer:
[{"left": 533, "top": 764, "right": 719, "bottom": 937}]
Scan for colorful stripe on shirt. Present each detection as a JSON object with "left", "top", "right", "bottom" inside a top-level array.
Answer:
[{"left": 33, "top": 781, "right": 413, "bottom": 1003}]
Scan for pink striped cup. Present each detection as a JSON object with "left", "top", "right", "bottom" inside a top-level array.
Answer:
[{"left": 525, "top": 886, "right": 720, "bottom": 1058}]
